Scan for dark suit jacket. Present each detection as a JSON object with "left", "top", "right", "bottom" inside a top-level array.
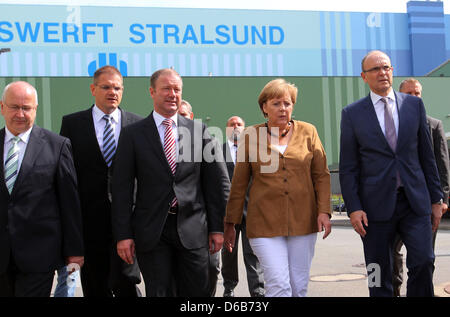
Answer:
[
  {"left": 339, "top": 92, "right": 442, "bottom": 221},
  {"left": 112, "top": 113, "right": 230, "bottom": 252},
  {"left": 427, "top": 116, "right": 450, "bottom": 205},
  {"left": 223, "top": 142, "right": 248, "bottom": 216},
  {"left": 0, "top": 125, "right": 83, "bottom": 273},
  {"left": 60, "top": 106, "right": 142, "bottom": 243}
]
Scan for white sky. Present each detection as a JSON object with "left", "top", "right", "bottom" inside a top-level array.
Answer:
[{"left": 0, "top": 0, "right": 449, "bottom": 13}]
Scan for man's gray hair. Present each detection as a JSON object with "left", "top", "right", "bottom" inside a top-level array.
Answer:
[
  {"left": 180, "top": 100, "right": 192, "bottom": 113},
  {"left": 2, "top": 81, "right": 39, "bottom": 104}
]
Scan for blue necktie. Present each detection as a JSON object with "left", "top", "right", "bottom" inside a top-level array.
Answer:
[{"left": 102, "top": 115, "right": 116, "bottom": 167}]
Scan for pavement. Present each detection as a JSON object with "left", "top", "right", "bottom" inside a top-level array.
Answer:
[{"left": 52, "top": 212, "right": 450, "bottom": 297}]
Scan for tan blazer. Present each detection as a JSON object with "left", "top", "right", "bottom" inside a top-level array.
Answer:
[{"left": 225, "top": 120, "right": 331, "bottom": 238}]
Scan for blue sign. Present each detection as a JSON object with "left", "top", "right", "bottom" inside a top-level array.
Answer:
[
  {"left": 88, "top": 53, "right": 127, "bottom": 76},
  {"left": 0, "top": 3, "right": 448, "bottom": 77}
]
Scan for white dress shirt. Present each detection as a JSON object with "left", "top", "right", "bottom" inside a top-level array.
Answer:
[
  {"left": 3, "top": 126, "right": 32, "bottom": 175},
  {"left": 227, "top": 139, "right": 238, "bottom": 165},
  {"left": 370, "top": 90, "right": 399, "bottom": 136},
  {"left": 153, "top": 111, "right": 179, "bottom": 159},
  {"left": 92, "top": 105, "right": 121, "bottom": 152}
]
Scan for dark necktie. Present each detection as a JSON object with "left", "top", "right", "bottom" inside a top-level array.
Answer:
[{"left": 102, "top": 115, "right": 116, "bottom": 167}]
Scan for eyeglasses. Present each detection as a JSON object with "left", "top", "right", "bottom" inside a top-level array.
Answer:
[
  {"left": 5, "top": 104, "right": 36, "bottom": 113},
  {"left": 96, "top": 85, "right": 123, "bottom": 92},
  {"left": 363, "top": 65, "right": 392, "bottom": 73}
]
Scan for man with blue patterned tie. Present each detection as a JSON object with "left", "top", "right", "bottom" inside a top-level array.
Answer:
[
  {"left": 0, "top": 81, "right": 84, "bottom": 297},
  {"left": 60, "top": 66, "right": 142, "bottom": 297}
]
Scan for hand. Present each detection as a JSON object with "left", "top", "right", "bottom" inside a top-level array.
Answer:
[
  {"left": 317, "top": 213, "right": 331, "bottom": 239},
  {"left": 209, "top": 233, "right": 224, "bottom": 254},
  {"left": 431, "top": 203, "right": 443, "bottom": 232},
  {"left": 223, "top": 222, "right": 236, "bottom": 253},
  {"left": 117, "top": 239, "right": 135, "bottom": 264},
  {"left": 65, "top": 256, "right": 84, "bottom": 272},
  {"left": 442, "top": 203, "right": 448, "bottom": 215},
  {"left": 350, "top": 210, "right": 368, "bottom": 237}
]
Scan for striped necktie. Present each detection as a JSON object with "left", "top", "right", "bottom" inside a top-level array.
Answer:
[
  {"left": 162, "top": 118, "right": 177, "bottom": 206},
  {"left": 5, "top": 136, "right": 20, "bottom": 194},
  {"left": 381, "top": 97, "right": 401, "bottom": 187},
  {"left": 102, "top": 114, "right": 116, "bottom": 167}
]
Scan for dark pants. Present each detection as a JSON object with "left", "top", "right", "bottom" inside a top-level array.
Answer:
[
  {"left": 362, "top": 189, "right": 435, "bottom": 297},
  {"left": 392, "top": 228, "right": 438, "bottom": 296},
  {"left": 81, "top": 239, "right": 141, "bottom": 297},
  {"left": 208, "top": 252, "right": 220, "bottom": 296},
  {"left": 137, "top": 213, "right": 210, "bottom": 297},
  {"left": 0, "top": 258, "right": 54, "bottom": 297},
  {"left": 221, "top": 218, "right": 265, "bottom": 297}
]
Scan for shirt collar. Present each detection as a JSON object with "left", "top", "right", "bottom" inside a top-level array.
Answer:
[
  {"left": 93, "top": 104, "right": 120, "bottom": 124},
  {"left": 5, "top": 126, "right": 32, "bottom": 145},
  {"left": 153, "top": 110, "right": 178, "bottom": 128},
  {"left": 370, "top": 90, "right": 396, "bottom": 106}
]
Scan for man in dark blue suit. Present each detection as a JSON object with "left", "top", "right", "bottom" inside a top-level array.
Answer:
[{"left": 339, "top": 50, "right": 443, "bottom": 297}]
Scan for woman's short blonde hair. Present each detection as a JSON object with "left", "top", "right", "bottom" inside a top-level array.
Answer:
[{"left": 258, "top": 79, "right": 298, "bottom": 117}]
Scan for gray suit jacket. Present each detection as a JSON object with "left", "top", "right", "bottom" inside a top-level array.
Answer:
[
  {"left": 0, "top": 126, "right": 83, "bottom": 273},
  {"left": 427, "top": 115, "right": 450, "bottom": 205}
]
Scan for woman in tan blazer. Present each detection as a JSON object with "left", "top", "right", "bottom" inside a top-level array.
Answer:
[{"left": 224, "top": 78, "right": 331, "bottom": 297}]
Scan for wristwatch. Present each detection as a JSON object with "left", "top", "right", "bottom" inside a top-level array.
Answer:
[{"left": 434, "top": 198, "right": 443, "bottom": 205}]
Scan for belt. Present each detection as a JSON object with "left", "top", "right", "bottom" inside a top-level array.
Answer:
[{"left": 168, "top": 205, "right": 178, "bottom": 215}]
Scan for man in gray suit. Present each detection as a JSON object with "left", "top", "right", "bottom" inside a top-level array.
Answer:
[
  {"left": 221, "top": 116, "right": 265, "bottom": 297},
  {"left": 112, "top": 68, "right": 230, "bottom": 297},
  {"left": 0, "top": 81, "right": 84, "bottom": 297},
  {"left": 392, "top": 78, "right": 450, "bottom": 296}
]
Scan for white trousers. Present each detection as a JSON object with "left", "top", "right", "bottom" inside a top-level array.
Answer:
[{"left": 249, "top": 233, "right": 317, "bottom": 297}]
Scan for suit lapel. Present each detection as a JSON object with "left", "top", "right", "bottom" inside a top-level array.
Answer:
[
  {"left": 12, "top": 125, "right": 45, "bottom": 192},
  {"left": 120, "top": 108, "right": 132, "bottom": 128},
  {"left": 0, "top": 129, "right": 7, "bottom": 195},
  {"left": 142, "top": 112, "right": 173, "bottom": 176},
  {"left": 426, "top": 117, "right": 434, "bottom": 148},
  {"left": 363, "top": 95, "right": 389, "bottom": 144},
  {"left": 363, "top": 94, "right": 396, "bottom": 154},
  {"left": 83, "top": 106, "right": 107, "bottom": 166},
  {"left": 175, "top": 115, "right": 193, "bottom": 179},
  {"left": 223, "top": 142, "right": 235, "bottom": 178},
  {"left": 395, "top": 92, "right": 408, "bottom": 153}
]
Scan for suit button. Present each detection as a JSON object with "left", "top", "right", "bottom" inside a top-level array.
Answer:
[
  {"left": 285, "top": 191, "right": 288, "bottom": 195},
  {"left": 284, "top": 179, "right": 287, "bottom": 182}
]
